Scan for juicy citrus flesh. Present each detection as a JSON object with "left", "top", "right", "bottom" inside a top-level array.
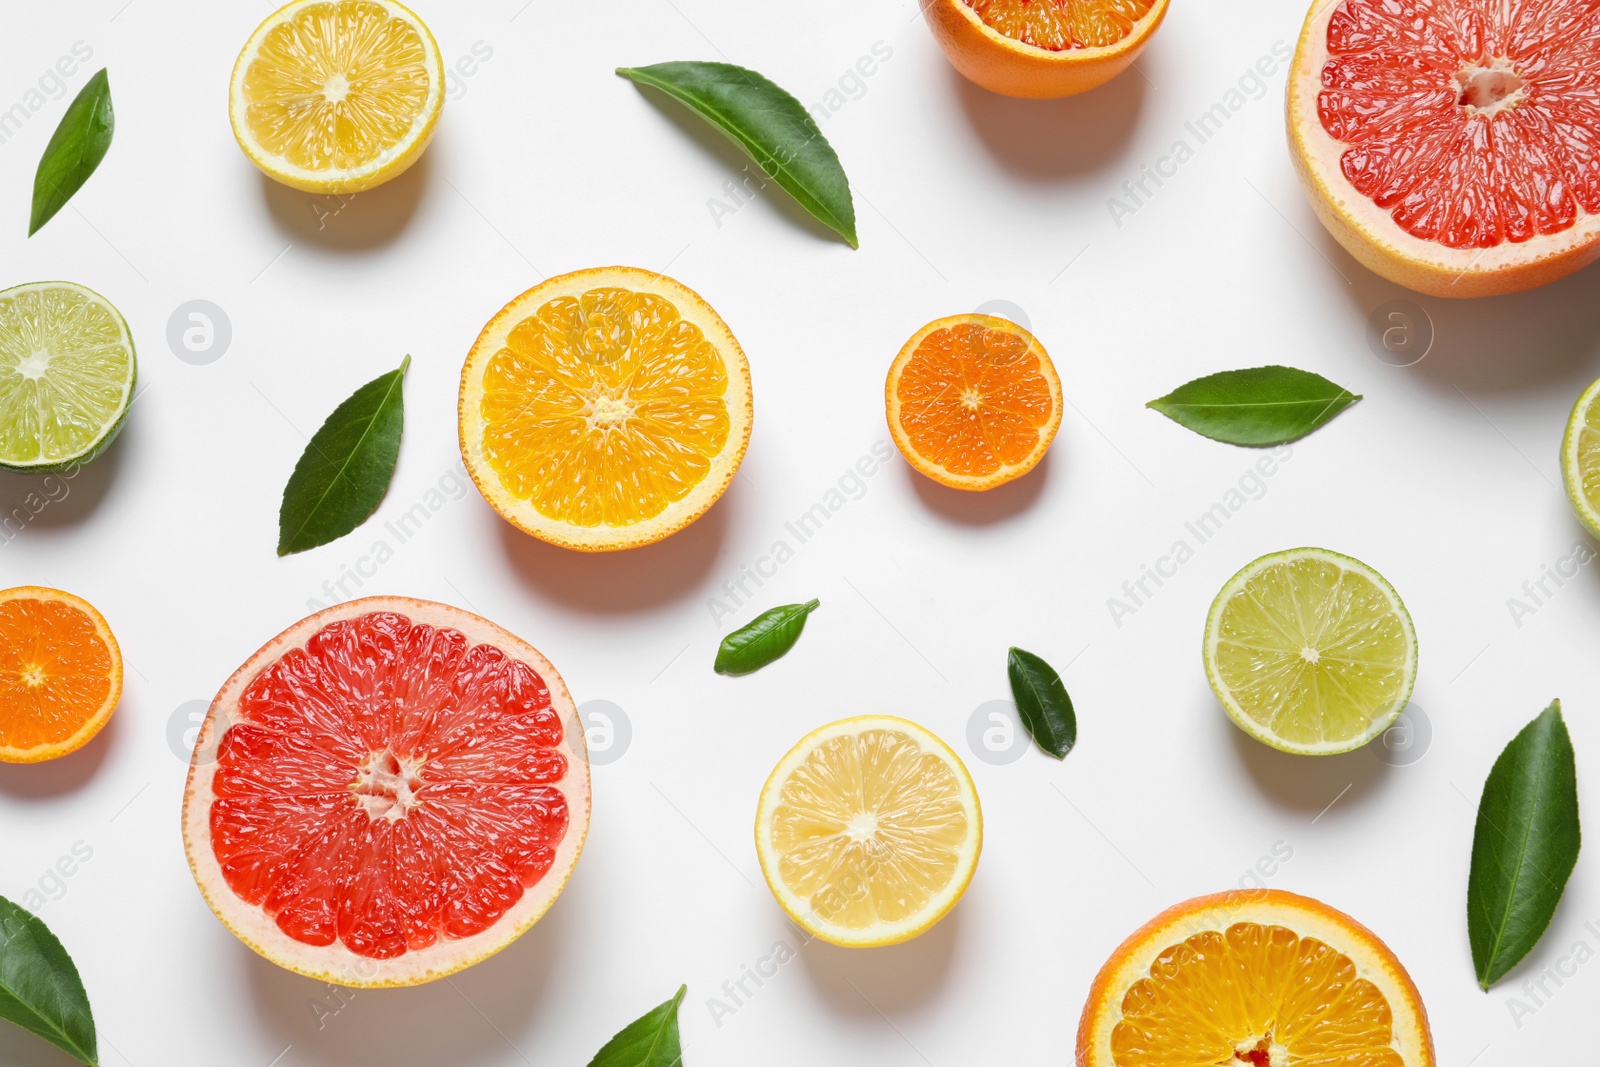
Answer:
[
  {"left": 890, "top": 317, "right": 1060, "bottom": 489},
  {"left": 965, "top": 0, "right": 1156, "bottom": 50},
  {"left": 758, "top": 718, "right": 981, "bottom": 946},
  {"left": 479, "top": 287, "right": 732, "bottom": 529},
  {"left": 209, "top": 610, "right": 572, "bottom": 960},
  {"left": 0, "top": 588, "right": 120, "bottom": 762},
  {"left": 1207, "top": 550, "right": 1415, "bottom": 754},
  {"left": 0, "top": 283, "right": 134, "bottom": 469},
  {"left": 235, "top": 0, "right": 438, "bottom": 187},
  {"left": 1115, "top": 922, "right": 1403, "bottom": 1066},
  {"left": 1318, "top": 0, "right": 1600, "bottom": 250},
  {"left": 1563, "top": 377, "right": 1600, "bottom": 538}
]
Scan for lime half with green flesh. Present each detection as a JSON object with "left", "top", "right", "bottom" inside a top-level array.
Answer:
[
  {"left": 1204, "top": 548, "right": 1417, "bottom": 756},
  {"left": 1562, "top": 376, "right": 1600, "bottom": 541},
  {"left": 0, "top": 282, "right": 136, "bottom": 474}
]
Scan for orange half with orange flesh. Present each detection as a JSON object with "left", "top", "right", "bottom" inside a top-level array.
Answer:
[{"left": 0, "top": 587, "right": 122, "bottom": 763}]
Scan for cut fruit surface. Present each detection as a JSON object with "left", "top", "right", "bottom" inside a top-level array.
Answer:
[
  {"left": 0, "top": 282, "right": 135, "bottom": 474},
  {"left": 923, "top": 0, "right": 1168, "bottom": 98},
  {"left": 230, "top": 0, "right": 443, "bottom": 194},
  {"left": 1289, "top": 0, "right": 1600, "bottom": 296},
  {"left": 1077, "top": 889, "right": 1435, "bottom": 1067},
  {"left": 459, "top": 266, "right": 752, "bottom": 552},
  {"left": 754, "top": 716, "right": 981, "bottom": 948},
  {"left": 0, "top": 587, "right": 121, "bottom": 764},
  {"left": 887, "top": 314, "right": 1061, "bottom": 491},
  {"left": 181, "top": 598, "right": 590, "bottom": 986},
  {"left": 1562, "top": 375, "right": 1600, "bottom": 541},
  {"left": 1204, "top": 548, "right": 1417, "bottom": 756}
]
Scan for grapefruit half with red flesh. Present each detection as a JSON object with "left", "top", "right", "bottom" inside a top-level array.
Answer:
[
  {"left": 182, "top": 598, "right": 590, "bottom": 987},
  {"left": 1289, "top": 0, "right": 1600, "bottom": 297}
]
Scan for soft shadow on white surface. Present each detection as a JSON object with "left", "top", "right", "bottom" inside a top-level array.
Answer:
[
  {"left": 1223, "top": 707, "right": 1391, "bottom": 814},
  {"left": 493, "top": 489, "right": 733, "bottom": 613},
  {"left": 1325, "top": 230, "right": 1600, "bottom": 395},
  {"left": 0, "top": 430, "right": 128, "bottom": 532},
  {"left": 0, "top": 705, "right": 122, "bottom": 799},
  {"left": 797, "top": 904, "right": 961, "bottom": 1016},
  {"left": 3, "top": 1027, "right": 82, "bottom": 1067},
  {"left": 621, "top": 80, "right": 850, "bottom": 247},
  {"left": 259, "top": 150, "right": 434, "bottom": 252},
  {"left": 904, "top": 450, "right": 1052, "bottom": 524},
  {"left": 244, "top": 897, "right": 571, "bottom": 1066},
  {"left": 950, "top": 66, "right": 1146, "bottom": 180}
]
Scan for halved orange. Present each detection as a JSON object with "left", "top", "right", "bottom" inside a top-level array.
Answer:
[
  {"left": 886, "top": 314, "right": 1062, "bottom": 491},
  {"left": 0, "top": 587, "right": 122, "bottom": 763},
  {"left": 1077, "top": 889, "right": 1435, "bottom": 1067},
  {"left": 1289, "top": 0, "right": 1600, "bottom": 296},
  {"left": 459, "top": 267, "right": 753, "bottom": 552},
  {"left": 924, "top": 0, "right": 1170, "bottom": 98}
]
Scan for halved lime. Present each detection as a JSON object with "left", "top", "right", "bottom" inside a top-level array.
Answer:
[
  {"left": 1562, "top": 376, "right": 1600, "bottom": 541},
  {"left": 1203, "top": 548, "right": 1418, "bottom": 756},
  {"left": 0, "top": 282, "right": 136, "bottom": 474}
]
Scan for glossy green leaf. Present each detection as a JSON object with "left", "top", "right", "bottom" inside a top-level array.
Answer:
[
  {"left": 715, "top": 600, "right": 820, "bottom": 675},
  {"left": 586, "top": 985, "right": 686, "bottom": 1067},
  {"left": 0, "top": 896, "right": 98, "bottom": 1066},
  {"left": 1147, "top": 365, "right": 1360, "bottom": 447},
  {"left": 30, "top": 69, "right": 114, "bottom": 237},
  {"left": 278, "top": 355, "right": 409, "bottom": 556},
  {"left": 1468, "top": 701, "right": 1582, "bottom": 990},
  {"left": 617, "top": 61, "right": 857, "bottom": 247},
  {"left": 1007, "top": 647, "right": 1076, "bottom": 759}
]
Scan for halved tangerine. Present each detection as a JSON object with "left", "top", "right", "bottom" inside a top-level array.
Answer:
[
  {"left": 1077, "top": 889, "right": 1435, "bottom": 1067},
  {"left": 0, "top": 587, "right": 122, "bottom": 763},
  {"left": 1289, "top": 0, "right": 1600, "bottom": 296},
  {"left": 886, "top": 314, "right": 1062, "bottom": 491},
  {"left": 181, "top": 597, "right": 590, "bottom": 987},
  {"left": 924, "top": 0, "right": 1170, "bottom": 98}
]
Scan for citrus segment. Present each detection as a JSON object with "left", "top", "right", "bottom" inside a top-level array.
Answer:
[
  {"left": 459, "top": 267, "right": 752, "bottom": 552},
  {"left": 1289, "top": 0, "right": 1600, "bottom": 295},
  {"left": 887, "top": 314, "right": 1061, "bottom": 491},
  {"left": 923, "top": 0, "right": 1168, "bottom": 98},
  {"left": 1204, "top": 548, "right": 1417, "bottom": 755},
  {"left": 230, "top": 0, "right": 443, "bottom": 194},
  {"left": 182, "top": 598, "right": 590, "bottom": 986},
  {"left": 755, "top": 716, "right": 981, "bottom": 947},
  {"left": 0, "top": 282, "right": 135, "bottom": 474},
  {"left": 1077, "top": 890, "right": 1435, "bottom": 1067},
  {"left": 0, "top": 587, "right": 122, "bottom": 763},
  {"left": 1561, "top": 375, "right": 1600, "bottom": 540}
]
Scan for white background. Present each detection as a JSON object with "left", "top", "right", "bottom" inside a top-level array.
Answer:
[{"left": 1, "top": 0, "right": 1595, "bottom": 1064}]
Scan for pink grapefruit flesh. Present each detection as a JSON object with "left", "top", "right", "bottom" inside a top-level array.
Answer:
[
  {"left": 1289, "top": 0, "right": 1600, "bottom": 296},
  {"left": 181, "top": 597, "right": 590, "bottom": 986}
]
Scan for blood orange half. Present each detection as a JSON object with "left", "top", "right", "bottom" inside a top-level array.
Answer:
[
  {"left": 181, "top": 598, "right": 590, "bottom": 987},
  {"left": 1289, "top": 0, "right": 1600, "bottom": 297}
]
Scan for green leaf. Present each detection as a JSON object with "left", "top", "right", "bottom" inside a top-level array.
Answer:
[
  {"left": 1468, "top": 701, "right": 1582, "bottom": 990},
  {"left": 1147, "top": 365, "right": 1361, "bottom": 447},
  {"left": 714, "top": 600, "right": 820, "bottom": 675},
  {"left": 617, "top": 62, "right": 857, "bottom": 248},
  {"left": 30, "top": 69, "right": 114, "bottom": 237},
  {"left": 277, "top": 355, "right": 409, "bottom": 556},
  {"left": 1006, "top": 647, "right": 1077, "bottom": 759},
  {"left": 0, "top": 896, "right": 98, "bottom": 1066},
  {"left": 586, "top": 985, "right": 686, "bottom": 1067}
]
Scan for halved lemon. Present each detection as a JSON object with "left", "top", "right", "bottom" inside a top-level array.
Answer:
[
  {"left": 1204, "top": 548, "right": 1418, "bottom": 756},
  {"left": 230, "top": 0, "right": 444, "bottom": 194},
  {"left": 0, "top": 281, "right": 136, "bottom": 474},
  {"left": 459, "top": 267, "right": 753, "bottom": 552},
  {"left": 754, "top": 716, "right": 981, "bottom": 948},
  {"left": 1077, "top": 889, "right": 1435, "bottom": 1067},
  {"left": 1562, "top": 376, "right": 1600, "bottom": 541}
]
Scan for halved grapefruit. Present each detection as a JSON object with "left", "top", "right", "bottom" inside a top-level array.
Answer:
[
  {"left": 1289, "top": 0, "right": 1600, "bottom": 297},
  {"left": 182, "top": 597, "right": 589, "bottom": 987}
]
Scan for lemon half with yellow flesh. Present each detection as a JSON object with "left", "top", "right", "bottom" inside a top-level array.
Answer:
[{"left": 755, "top": 716, "right": 982, "bottom": 948}]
